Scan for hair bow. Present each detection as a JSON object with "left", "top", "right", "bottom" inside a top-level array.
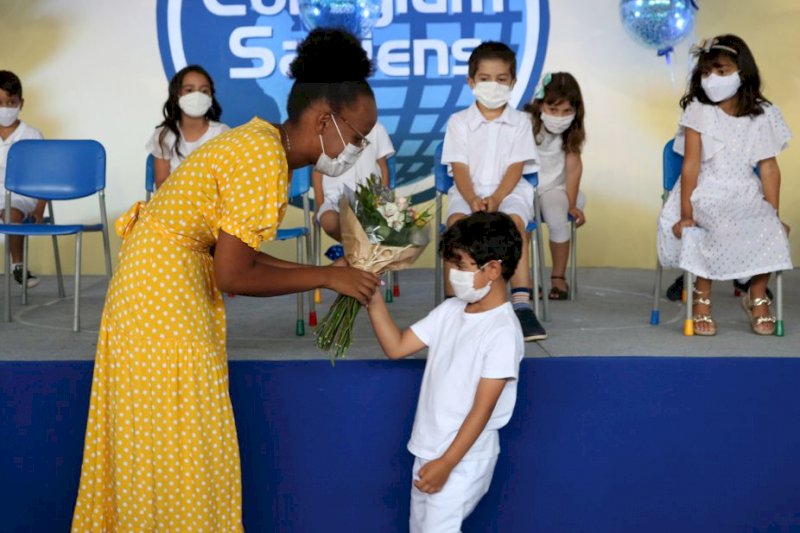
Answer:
[
  {"left": 690, "top": 37, "right": 738, "bottom": 57},
  {"left": 534, "top": 72, "right": 552, "bottom": 100}
]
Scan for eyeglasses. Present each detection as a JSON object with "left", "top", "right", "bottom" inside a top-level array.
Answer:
[{"left": 333, "top": 113, "right": 371, "bottom": 150}]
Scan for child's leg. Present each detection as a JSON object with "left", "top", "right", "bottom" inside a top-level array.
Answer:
[
  {"left": 318, "top": 210, "right": 341, "bottom": 242},
  {"left": 0, "top": 208, "right": 25, "bottom": 263},
  {"left": 443, "top": 213, "right": 468, "bottom": 297},
  {"left": 745, "top": 273, "right": 775, "bottom": 334},
  {"left": 410, "top": 456, "right": 498, "bottom": 533},
  {"left": 693, "top": 276, "right": 715, "bottom": 335},
  {"left": 508, "top": 214, "right": 532, "bottom": 301},
  {"left": 540, "top": 188, "right": 581, "bottom": 295}
]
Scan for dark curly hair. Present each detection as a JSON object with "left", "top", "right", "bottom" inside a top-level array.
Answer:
[
  {"left": 286, "top": 28, "right": 375, "bottom": 123},
  {"left": 156, "top": 65, "right": 223, "bottom": 159},
  {"left": 0, "top": 70, "right": 23, "bottom": 98},
  {"left": 680, "top": 34, "right": 770, "bottom": 117},
  {"left": 441, "top": 212, "right": 522, "bottom": 281}
]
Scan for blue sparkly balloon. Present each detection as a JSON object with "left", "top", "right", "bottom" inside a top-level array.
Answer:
[
  {"left": 299, "top": 0, "right": 382, "bottom": 39},
  {"left": 620, "top": 0, "right": 698, "bottom": 55}
]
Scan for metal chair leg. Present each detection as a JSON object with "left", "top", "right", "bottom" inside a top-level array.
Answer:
[
  {"left": 295, "top": 238, "right": 305, "bottom": 336},
  {"left": 99, "top": 193, "right": 112, "bottom": 281},
  {"left": 22, "top": 236, "right": 29, "bottom": 305},
  {"left": 569, "top": 220, "right": 577, "bottom": 300},
  {"left": 531, "top": 230, "right": 540, "bottom": 320},
  {"left": 4, "top": 235, "right": 11, "bottom": 322},
  {"left": 534, "top": 191, "right": 549, "bottom": 322},
  {"left": 651, "top": 261, "right": 663, "bottom": 325},
  {"left": 683, "top": 271, "right": 694, "bottom": 336},
  {"left": 73, "top": 232, "right": 82, "bottom": 332},
  {"left": 434, "top": 193, "right": 443, "bottom": 306},
  {"left": 48, "top": 201, "right": 65, "bottom": 298},
  {"left": 775, "top": 271, "right": 784, "bottom": 337}
]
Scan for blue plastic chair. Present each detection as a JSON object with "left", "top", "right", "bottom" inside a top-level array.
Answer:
[
  {"left": 275, "top": 166, "right": 315, "bottom": 336},
  {"left": 145, "top": 154, "right": 156, "bottom": 201},
  {"left": 432, "top": 142, "right": 549, "bottom": 321},
  {"left": 1, "top": 139, "right": 112, "bottom": 331},
  {"left": 649, "top": 139, "right": 784, "bottom": 336}
]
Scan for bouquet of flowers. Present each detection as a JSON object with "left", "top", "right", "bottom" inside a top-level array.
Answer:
[{"left": 315, "top": 174, "right": 432, "bottom": 362}]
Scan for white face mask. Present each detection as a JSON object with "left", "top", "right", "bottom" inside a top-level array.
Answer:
[
  {"left": 314, "top": 116, "right": 364, "bottom": 177},
  {"left": 472, "top": 81, "right": 512, "bottom": 110},
  {"left": 0, "top": 106, "right": 20, "bottom": 127},
  {"left": 449, "top": 262, "right": 494, "bottom": 303},
  {"left": 178, "top": 91, "right": 213, "bottom": 118},
  {"left": 701, "top": 71, "right": 741, "bottom": 103},
  {"left": 541, "top": 112, "right": 575, "bottom": 135}
]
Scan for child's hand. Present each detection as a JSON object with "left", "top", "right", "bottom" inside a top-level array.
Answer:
[
  {"left": 414, "top": 457, "right": 455, "bottom": 494},
  {"left": 483, "top": 195, "right": 499, "bottom": 213},
  {"left": 672, "top": 218, "right": 695, "bottom": 238},
  {"left": 469, "top": 196, "right": 486, "bottom": 213},
  {"left": 30, "top": 209, "right": 46, "bottom": 223},
  {"left": 568, "top": 206, "right": 586, "bottom": 227}
]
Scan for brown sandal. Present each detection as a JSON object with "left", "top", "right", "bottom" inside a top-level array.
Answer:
[
  {"left": 692, "top": 289, "right": 717, "bottom": 336},
  {"left": 741, "top": 293, "right": 776, "bottom": 335},
  {"left": 548, "top": 276, "right": 569, "bottom": 300}
]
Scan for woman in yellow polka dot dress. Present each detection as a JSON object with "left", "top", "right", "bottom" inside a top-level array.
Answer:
[{"left": 71, "top": 29, "right": 380, "bottom": 532}]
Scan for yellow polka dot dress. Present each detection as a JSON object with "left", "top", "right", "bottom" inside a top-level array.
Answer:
[{"left": 71, "top": 118, "right": 288, "bottom": 532}]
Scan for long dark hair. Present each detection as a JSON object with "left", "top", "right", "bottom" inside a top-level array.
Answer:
[
  {"left": 156, "top": 65, "right": 223, "bottom": 158},
  {"left": 680, "top": 34, "right": 770, "bottom": 117},
  {"left": 524, "top": 72, "right": 586, "bottom": 154},
  {"left": 286, "top": 28, "right": 374, "bottom": 124}
]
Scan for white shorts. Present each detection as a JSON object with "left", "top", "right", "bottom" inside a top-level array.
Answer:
[
  {"left": 539, "top": 187, "right": 586, "bottom": 243},
  {"left": 409, "top": 454, "right": 498, "bottom": 533},
  {"left": 315, "top": 198, "right": 339, "bottom": 223},
  {"left": 0, "top": 191, "right": 38, "bottom": 217},
  {"left": 445, "top": 181, "right": 534, "bottom": 224}
]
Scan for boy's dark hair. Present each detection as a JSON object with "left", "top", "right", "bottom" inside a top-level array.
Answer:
[
  {"left": 680, "top": 34, "right": 770, "bottom": 117},
  {"left": 286, "top": 28, "right": 375, "bottom": 124},
  {"left": 467, "top": 42, "right": 517, "bottom": 80},
  {"left": 440, "top": 212, "right": 522, "bottom": 281},
  {"left": 524, "top": 72, "right": 586, "bottom": 154},
  {"left": 157, "top": 65, "right": 223, "bottom": 158},
  {"left": 0, "top": 70, "right": 23, "bottom": 98}
]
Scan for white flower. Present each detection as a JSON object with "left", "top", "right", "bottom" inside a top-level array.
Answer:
[{"left": 395, "top": 196, "right": 409, "bottom": 212}]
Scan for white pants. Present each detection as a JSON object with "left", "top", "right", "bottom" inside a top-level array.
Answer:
[
  {"left": 409, "top": 455, "right": 498, "bottom": 533},
  {"left": 315, "top": 197, "right": 339, "bottom": 223},
  {"left": 539, "top": 187, "right": 586, "bottom": 243}
]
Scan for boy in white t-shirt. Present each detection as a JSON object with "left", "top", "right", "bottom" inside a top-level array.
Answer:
[
  {"left": 313, "top": 121, "right": 395, "bottom": 241},
  {"left": 0, "top": 70, "right": 45, "bottom": 288},
  {"left": 367, "top": 211, "right": 525, "bottom": 532},
  {"left": 442, "top": 41, "right": 546, "bottom": 342}
]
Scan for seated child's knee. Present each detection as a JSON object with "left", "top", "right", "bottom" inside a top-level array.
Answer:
[{"left": 319, "top": 211, "right": 340, "bottom": 235}]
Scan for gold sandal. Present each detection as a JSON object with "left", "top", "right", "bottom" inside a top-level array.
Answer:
[
  {"left": 741, "top": 293, "right": 776, "bottom": 336},
  {"left": 692, "top": 289, "right": 717, "bottom": 336}
]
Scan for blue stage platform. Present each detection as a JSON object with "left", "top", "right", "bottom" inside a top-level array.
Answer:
[{"left": 2, "top": 358, "right": 800, "bottom": 532}]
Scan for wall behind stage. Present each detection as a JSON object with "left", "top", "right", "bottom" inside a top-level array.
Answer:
[{"left": 1, "top": 0, "right": 798, "bottom": 274}]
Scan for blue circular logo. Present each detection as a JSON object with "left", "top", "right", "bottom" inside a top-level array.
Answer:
[{"left": 156, "top": 0, "right": 549, "bottom": 200}]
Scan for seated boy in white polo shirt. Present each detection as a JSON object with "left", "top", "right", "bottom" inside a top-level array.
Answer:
[
  {"left": 442, "top": 41, "right": 545, "bottom": 341},
  {"left": 367, "top": 212, "right": 525, "bottom": 532},
  {"left": 0, "top": 70, "right": 45, "bottom": 288}
]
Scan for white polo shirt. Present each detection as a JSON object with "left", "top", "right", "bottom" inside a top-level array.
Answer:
[
  {"left": 146, "top": 120, "right": 230, "bottom": 173},
  {"left": 320, "top": 121, "right": 395, "bottom": 202},
  {"left": 442, "top": 103, "right": 539, "bottom": 189},
  {"left": 408, "top": 298, "right": 525, "bottom": 461},
  {"left": 1, "top": 121, "right": 44, "bottom": 215}
]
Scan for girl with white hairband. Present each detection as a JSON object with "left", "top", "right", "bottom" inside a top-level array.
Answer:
[
  {"left": 524, "top": 72, "right": 587, "bottom": 300},
  {"left": 657, "top": 34, "right": 792, "bottom": 336}
]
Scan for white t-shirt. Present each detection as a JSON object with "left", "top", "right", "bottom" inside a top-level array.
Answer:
[
  {"left": 442, "top": 103, "right": 539, "bottom": 190},
  {"left": 408, "top": 298, "right": 525, "bottom": 461},
  {"left": 1, "top": 121, "right": 44, "bottom": 215},
  {"left": 320, "top": 121, "right": 395, "bottom": 202},
  {"left": 535, "top": 128, "right": 567, "bottom": 192},
  {"left": 146, "top": 120, "right": 230, "bottom": 172}
]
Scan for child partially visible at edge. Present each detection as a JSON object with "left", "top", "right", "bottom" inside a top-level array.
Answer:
[
  {"left": 441, "top": 41, "right": 546, "bottom": 342},
  {"left": 0, "top": 70, "right": 45, "bottom": 288},
  {"left": 366, "top": 211, "right": 525, "bottom": 532}
]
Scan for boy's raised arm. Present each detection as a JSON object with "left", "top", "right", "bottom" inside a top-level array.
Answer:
[{"left": 367, "top": 289, "right": 426, "bottom": 359}]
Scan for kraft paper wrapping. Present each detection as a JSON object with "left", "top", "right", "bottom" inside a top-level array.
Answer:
[{"left": 338, "top": 198, "right": 429, "bottom": 274}]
